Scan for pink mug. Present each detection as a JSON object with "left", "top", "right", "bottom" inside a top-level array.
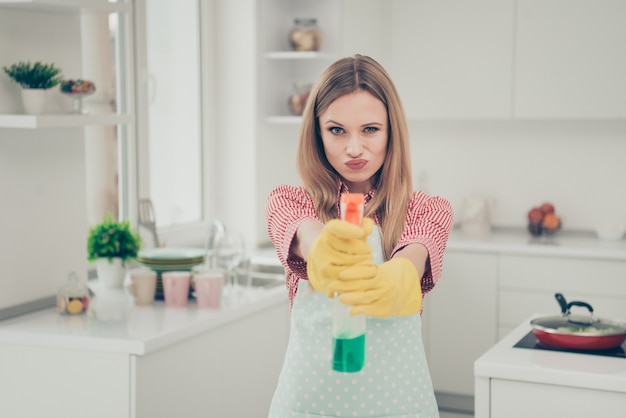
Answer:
[
  {"left": 162, "top": 271, "right": 191, "bottom": 308},
  {"left": 193, "top": 269, "right": 224, "bottom": 309}
]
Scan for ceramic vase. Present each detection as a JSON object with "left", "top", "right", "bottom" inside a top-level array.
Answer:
[
  {"left": 95, "top": 257, "right": 127, "bottom": 288},
  {"left": 21, "top": 88, "right": 47, "bottom": 114}
]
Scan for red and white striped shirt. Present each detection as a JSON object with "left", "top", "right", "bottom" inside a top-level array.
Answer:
[{"left": 265, "top": 184, "right": 454, "bottom": 307}]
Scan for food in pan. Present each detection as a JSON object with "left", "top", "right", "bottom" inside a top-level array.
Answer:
[{"left": 556, "top": 326, "right": 618, "bottom": 334}]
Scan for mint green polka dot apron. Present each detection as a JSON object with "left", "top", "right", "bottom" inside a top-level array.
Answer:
[{"left": 268, "top": 227, "right": 439, "bottom": 418}]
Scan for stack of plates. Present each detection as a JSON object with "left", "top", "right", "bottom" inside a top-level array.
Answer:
[{"left": 137, "top": 247, "right": 205, "bottom": 299}]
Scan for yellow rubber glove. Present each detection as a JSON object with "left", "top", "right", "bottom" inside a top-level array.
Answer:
[
  {"left": 306, "top": 218, "right": 374, "bottom": 294},
  {"left": 328, "top": 257, "right": 423, "bottom": 318}
]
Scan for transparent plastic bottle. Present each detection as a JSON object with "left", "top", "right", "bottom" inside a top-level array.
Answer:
[{"left": 332, "top": 193, "right": 366, "bottom": 372}]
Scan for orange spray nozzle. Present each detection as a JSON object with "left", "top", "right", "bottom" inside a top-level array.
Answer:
[{"left": 341, "top": 193, "right": 364, "bottom": 226}]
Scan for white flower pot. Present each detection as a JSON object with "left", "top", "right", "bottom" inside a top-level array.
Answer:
[
  {"left": 95, "top": 257, "right": 127, "bottom": 288},
  {"left": 21, "top": 88, "right": 47, "bottom": 115}
]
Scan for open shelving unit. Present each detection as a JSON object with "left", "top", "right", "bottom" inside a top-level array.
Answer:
[
  {"left": 0, "top": 0, "right": 133, "bottom": 129},
  {"left": 257, "top": 0, "right": 341, "bottom": 124}
]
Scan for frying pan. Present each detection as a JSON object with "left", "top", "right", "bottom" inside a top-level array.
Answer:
[{"left": 530, "top": 293, "right": 626, "bottom": 350}]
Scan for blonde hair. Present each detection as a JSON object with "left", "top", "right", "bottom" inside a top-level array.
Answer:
[{"left": 297, "top": 54, "right": 413, "bottom": 259}]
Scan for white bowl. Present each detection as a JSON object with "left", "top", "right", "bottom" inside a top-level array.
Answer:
[{"left": 594, "top": 224, "right": 625, "bottom": 241}]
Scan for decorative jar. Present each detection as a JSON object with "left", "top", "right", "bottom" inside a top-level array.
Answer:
[
  {"left": 57, "top": 272, "right": 89, "bottom": 315},
  {"left": 288, "top": 82, "right": 312, "bottom": 116},
  {"left": 289, "top": 18, "right": 321, "bottom": 52}
]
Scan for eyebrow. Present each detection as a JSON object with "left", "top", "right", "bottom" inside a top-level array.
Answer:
[{"left": 322, "top": 119, "right": 384, "bottom": 127}]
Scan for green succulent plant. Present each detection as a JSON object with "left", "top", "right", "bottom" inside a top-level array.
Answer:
[
  {"left": 87, "top": 213, "right": 142, "bottom": 264},
  {"left": 2, "top": 61, "right": 63, "bottom": 89}
]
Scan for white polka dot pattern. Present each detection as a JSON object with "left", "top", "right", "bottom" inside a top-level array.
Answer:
[{"left": 268, "top": 228, "right": 440, "bottom": 418}]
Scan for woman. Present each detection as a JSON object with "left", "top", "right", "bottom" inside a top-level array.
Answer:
[{"left": 265, "top": 54, "right": 453, "bottom": 418}]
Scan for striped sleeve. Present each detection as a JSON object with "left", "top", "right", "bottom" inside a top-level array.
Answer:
[
  {"left": 394, "top": 191, "right": 454, "bottom": 295},
  {"left": 265, "top": 185, "right": 321, "bottom": 305}
]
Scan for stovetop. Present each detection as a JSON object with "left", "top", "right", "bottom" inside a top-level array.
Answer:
[{"left": 514, "top": 331, "right": 626, "bottom": 358}]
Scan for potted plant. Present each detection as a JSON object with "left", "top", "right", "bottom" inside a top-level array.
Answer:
[
  {"left": 87, "top": 213, "right": 142, "bottom": 288},
  {"left": 2, "top": 61, "right": 63, "bottom": 114}
]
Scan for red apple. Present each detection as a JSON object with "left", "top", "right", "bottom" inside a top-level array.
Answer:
[
  {"left": 528, "top": 207, "right": 544, "bottom": 223},
  {"left": 540, "top": 202, "right": 555, "bottom": 215}
]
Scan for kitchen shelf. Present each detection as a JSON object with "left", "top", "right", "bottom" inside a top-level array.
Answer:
[
  {"left": 0, "top": 0, "right": 130, "bottom": 13},
  {"left": 0, "top": 113, "right": 133, "bottom": 128},
  {"left": 264, "top": 115, "right": 302, "bottom": 124},
  {"left": 265, "top": 51, "right": 335, "bottom": 60},
  {"left": 258, "top": 0, "right": 342, "bottom": 121}
]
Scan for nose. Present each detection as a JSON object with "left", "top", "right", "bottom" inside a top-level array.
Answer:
[{"left": 346, "top": 134, "right": 363, "bottom": 157}]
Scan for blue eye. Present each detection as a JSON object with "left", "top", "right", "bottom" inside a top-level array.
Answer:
[
  {"left": 364, "top": 126, "right": 379, "bottom": 133},
  {"left": 329, "top": 127, "right": 344, "bottom": 135}
]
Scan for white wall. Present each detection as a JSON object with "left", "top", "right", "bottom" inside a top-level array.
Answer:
[
  {"left": 213, "top": 0, "right": 258, "bottom": 244},
  {"left": 0, "top": 9, "right": 87, "bottom": 310},
  {"left": 410, "top": 120, "right": 626, "bottom": 230}
]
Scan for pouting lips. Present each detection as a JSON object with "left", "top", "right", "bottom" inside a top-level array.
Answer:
[{"left": 345, "top": 159, "right": 367, "bottom": 170}]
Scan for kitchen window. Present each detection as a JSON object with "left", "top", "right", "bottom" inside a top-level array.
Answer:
[{"left": 128, "top": 0, "right": 216, "bottom": 247}]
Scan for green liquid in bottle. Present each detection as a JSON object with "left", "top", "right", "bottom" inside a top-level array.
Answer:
[{"left": 332, "top": 334, "right": 365, "bottom": 372}]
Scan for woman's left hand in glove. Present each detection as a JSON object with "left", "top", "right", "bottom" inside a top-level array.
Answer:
[{"left": 328, "top": 257, "right": 423, "bottom": 318}]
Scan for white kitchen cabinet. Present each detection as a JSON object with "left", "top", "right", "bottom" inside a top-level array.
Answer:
[
  {"left": 428, "top": 231, "right": 626, "bottom": 405},
  {"left": 0, "top": 344, "right": 131, "bottom": 418},
  {"left": 385, "top": 0, "right": 626, "bottom": 120},
  {"left": 514, "top": 0, "right": 626, "bottom": 119},
  {"left": 0, "top": 298, "right": 291, "bottom": 418},
  {"left": 423, "top": 251, "right": 498, "bottom": 397},
  {"left": 389, "top": 0, "right": 514, "bottom": 119},
  {"left": 489, "top": 379, "right": 626, "bottom": 418}
]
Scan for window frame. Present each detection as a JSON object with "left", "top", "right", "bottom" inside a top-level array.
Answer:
[{"left": 131, "top": 0, "right": 218, "bottom": 248}]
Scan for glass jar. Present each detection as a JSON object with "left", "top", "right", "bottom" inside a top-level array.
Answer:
[
  {"left": 288, "top": 82, "right": 312, "bottom": 116},
  {"left": 289, "top": 18, "right": 322, "bottom": 52},
  {"left": 57, "top": 272, "right": 89, "bottom": 315}
]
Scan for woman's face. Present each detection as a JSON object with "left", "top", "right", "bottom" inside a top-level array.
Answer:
[{"left": 319, "top": 90, "right": 388, "bottom": 194}]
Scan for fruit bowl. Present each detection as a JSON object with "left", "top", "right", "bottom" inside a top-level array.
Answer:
[
  {"left": 527, "top": 202, "right": 562, "bottom": 237},
  {"left": 60, "top": 79, "right": 96, "bottom": 114}
]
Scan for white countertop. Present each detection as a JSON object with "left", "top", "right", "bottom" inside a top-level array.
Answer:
[
  {"left": 474, "top": 314, "right": 626, "bottom": 393},
  {"left": 0, "top": 285, "right": 287, "bottom": 356},
  {"left": 447, "top": 228, "right": 626, "bottom": 260}
]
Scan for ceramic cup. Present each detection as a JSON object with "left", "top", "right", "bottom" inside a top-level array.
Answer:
[
  {"left": 193, "top": 269, "right": 224, "bottom": 309},
  {"left": 128, "top": 268, "right": 157, "bottom": 306},
  {"left": 162, "top": 271, "right": 191, "bottom": 308}
]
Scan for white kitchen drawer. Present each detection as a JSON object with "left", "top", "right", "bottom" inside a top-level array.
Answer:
[
  {"left": 489, "top": 379, "right": 626, "bottom": 418},
  {"left": 499, "top": 254, "right": 626, "bottom": 297}
]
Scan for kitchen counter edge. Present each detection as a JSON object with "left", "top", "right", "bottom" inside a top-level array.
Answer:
[{"left": 0, "top": 285, "right": 288, "bottom": 356}]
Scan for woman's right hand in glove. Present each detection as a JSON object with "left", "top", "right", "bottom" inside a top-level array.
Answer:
[{"left": 306, "top": 218, "right": 374, "bottom": 293}]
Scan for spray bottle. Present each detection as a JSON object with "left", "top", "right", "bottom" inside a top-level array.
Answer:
[{"left": 332, "top": 193, "right": 367, "bottom": 372}]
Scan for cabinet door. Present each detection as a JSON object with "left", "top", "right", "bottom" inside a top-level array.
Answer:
[
  {"left": 490, "top": 379, "right": 626, "bottom": 418},
  {"left": 133, "top": 299, "right": 291, "bottom": 418},
  {"left": 423, "top": 251, "right": 498, "bottom": 396},
  {"left": 515, "top": 0, "right": 626, "bottom": 118},
  {"left": 0, "top": 344, "right": 130, "bottom": 418},
  {"left": 390, "top": 0, "right": 514, "bottom": 119}
]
